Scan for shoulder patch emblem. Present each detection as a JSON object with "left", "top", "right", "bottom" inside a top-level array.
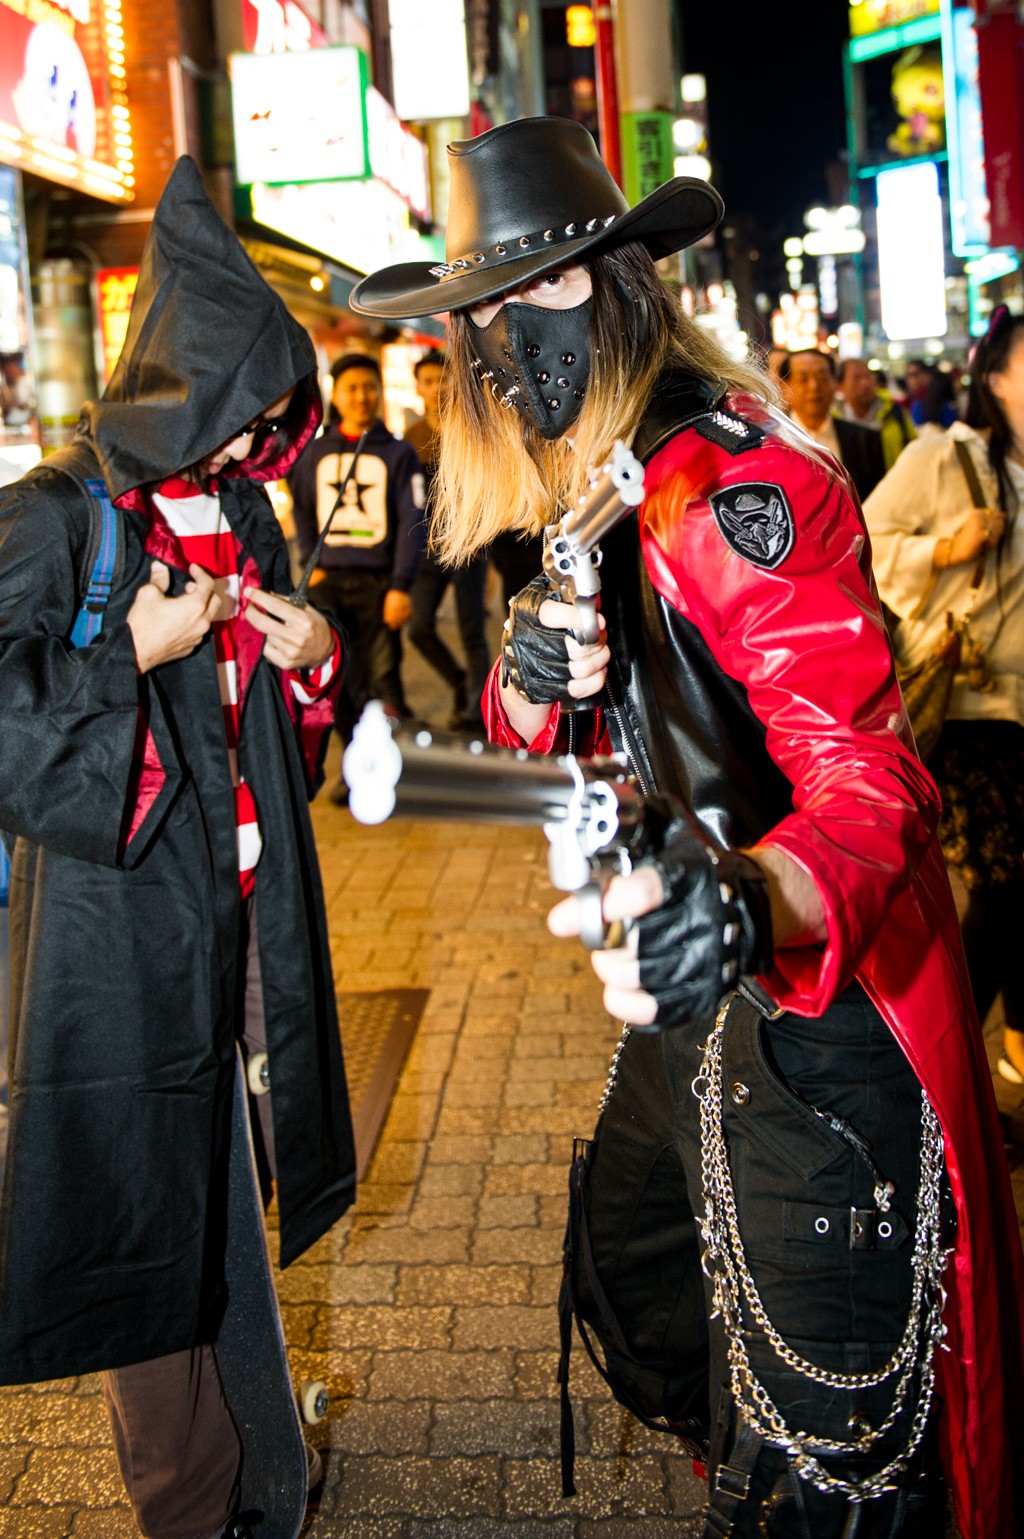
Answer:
[
  {"left": 693, "top": 408, "right": 766, "bottom": 455},
  {"left": 709, "top": 482, "right": 795, "bottom": 570}
]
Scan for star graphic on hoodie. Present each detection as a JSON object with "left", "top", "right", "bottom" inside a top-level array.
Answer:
[{"left": 328, "top": 471, "right": 373, "bottom": 514}]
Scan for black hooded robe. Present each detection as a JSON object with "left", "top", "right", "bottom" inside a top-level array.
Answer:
[{"left": 0, "top": 158, "right": 356, "bottom": 1385}]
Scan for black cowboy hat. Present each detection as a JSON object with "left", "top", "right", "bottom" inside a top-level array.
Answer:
[{"left": 349, "top": 116, "right": 724, "bottom": 321}]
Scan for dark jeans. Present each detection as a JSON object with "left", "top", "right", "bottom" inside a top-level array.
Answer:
[
  {"left": 407, "top": 554, "right": 491, "bottom": 722},
  {"left": 310, "top": 568, "right": 406, "bottom": 740},
  {"left": 585, "top": 985, "right": 946, "bottom": 1538},
  {"left": 488, "top": 529, "right": 545, "bottom": 609}
]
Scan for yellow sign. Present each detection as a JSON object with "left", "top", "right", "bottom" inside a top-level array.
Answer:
[
  {"left": 566, "top": 5, "right": 595, "bottom": 49},
  {"left": 95, "top": 266, "right": 138, "bottom": 384},
  {"left": 849, "top": 0, "right": 939, "bottom": 38}
]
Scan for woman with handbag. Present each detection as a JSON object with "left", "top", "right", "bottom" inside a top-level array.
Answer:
[{"left": 863, "top": 306, "right": 1024, "bottom": 1087}]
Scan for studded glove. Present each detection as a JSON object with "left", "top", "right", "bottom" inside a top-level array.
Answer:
[
  {"left": 501, "top": 574, "right": 578, "bottom": 706},
  {"left": 635, "top": 809, "right": 773, "bottom": 1030}
]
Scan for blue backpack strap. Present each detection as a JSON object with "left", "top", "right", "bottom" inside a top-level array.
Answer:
[{"left": 70, "top": 477, "right": 120, "bottom": 649}]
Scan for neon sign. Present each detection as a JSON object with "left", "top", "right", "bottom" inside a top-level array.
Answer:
[{"left": 0, "top": 0, "right": 134, "bottom": 202}]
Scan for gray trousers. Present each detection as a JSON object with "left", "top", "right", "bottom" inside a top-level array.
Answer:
[{"left": 102, "top": 901, "right": 272, "bottom": 1539}]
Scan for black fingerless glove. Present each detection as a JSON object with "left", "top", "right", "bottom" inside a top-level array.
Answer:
[
  {"left": 635, "top": 810, "right": 774, "bottom": 1030},
  {"left": 500, "top": 574, "right": 576, "bottom": 706}
]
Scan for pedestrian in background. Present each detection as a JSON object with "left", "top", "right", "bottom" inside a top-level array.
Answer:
[
  {"left": 916, "top": 366, "right": 959, "bottom": 436},
  {"left": 836, "top": 356, "right": 915, "bottom": 469},
  {"left": 405, "top": 349, "right": 491, "bottom": 730},
  {"left": 864, "top": 304, "right": 1024, "bottom": 1090},
  {"left": 778, "top": 347, "right": 888, "bottom": 500},
  {"left": 289, "top": 352, "right": 426, "bottom": 797}
]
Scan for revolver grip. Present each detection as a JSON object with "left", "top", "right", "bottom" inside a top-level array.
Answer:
[{"left": 570, "top": 595, "right": 601, "bottom": 647}]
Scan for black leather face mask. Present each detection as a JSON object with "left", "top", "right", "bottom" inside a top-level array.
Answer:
[{"left": 470, "top": 297, "right": 592, "bottom": 440}]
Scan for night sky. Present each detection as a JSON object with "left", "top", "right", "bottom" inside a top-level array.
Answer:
[{"left": 676, "top": 0, "right": 853, "bottom": 241}]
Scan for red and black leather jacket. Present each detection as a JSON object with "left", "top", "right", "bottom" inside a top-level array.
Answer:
[{"left": 484, "top": 371, "right": 1024, "bottom": 1539}]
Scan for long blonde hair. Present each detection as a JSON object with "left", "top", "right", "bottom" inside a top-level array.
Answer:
[{"left": 432, "top": 242, "right": 772, "bottom": 564}]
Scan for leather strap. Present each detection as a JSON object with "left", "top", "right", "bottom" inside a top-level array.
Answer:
[
  {"left": 953, "top": 438, "right": 991, "bottom": 595},
  {"left": 703, "top": 1420, "right": 763, "bottom": 1537},
  {"left": 953, "top": 437, "right": 987, "bottom": 509}
]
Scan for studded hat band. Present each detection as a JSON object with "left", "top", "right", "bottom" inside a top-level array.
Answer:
[
  {"left": 349, "top": 116, "right": 724, "bottom": 320},
  {"left": 429, "top": 213, "right": 621, "bottom": 283}
]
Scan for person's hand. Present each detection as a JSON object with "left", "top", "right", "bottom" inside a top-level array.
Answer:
[
  {"left": 243, "top": 586, "right": 335, "bottom": 670},
  {"left": 126, "top": 561, "right": 223, "bottom": 673},
  {"left": 548, "top": 809, "right": 773, "bottom": 1030},
  {"left": 946, "top": 507, "right": 1005, "bottom": 565},
  {"left": 502, "top": 574, "right": 610, "bottom": 705},
  {"left": 383, "top": 588, "right": 412, "bottom": 630},
  {"left": 549, "top": 863, "right": 665, "bottom": 1024}
]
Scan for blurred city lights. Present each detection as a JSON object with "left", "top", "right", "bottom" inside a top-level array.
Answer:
[
  {"left": 565, "top": 6, "right": 595, "bottom": 48},
  {"left": 674, "top": 154, "right": 712, "bottom": 180}
]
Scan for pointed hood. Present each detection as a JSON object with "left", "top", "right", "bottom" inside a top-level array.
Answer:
[{"left": 80, "top": 156, "right": 321, "bottom": 502}]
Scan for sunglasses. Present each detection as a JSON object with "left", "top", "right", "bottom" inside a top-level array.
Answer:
[{"left": 239, "top": 414, "right": 284, "bottom": 439}]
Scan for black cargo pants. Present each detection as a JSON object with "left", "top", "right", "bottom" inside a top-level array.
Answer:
[{"left": 583, "top": 982, "right": 948, "bottom": 1538}]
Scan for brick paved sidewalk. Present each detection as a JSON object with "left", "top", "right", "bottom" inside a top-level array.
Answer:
[
  {"left": 1, "top": 598, "right": 1019, "bottom": 1537},
  {"left": 0, "top": 775, "right": 706, "bottom": 1537}
]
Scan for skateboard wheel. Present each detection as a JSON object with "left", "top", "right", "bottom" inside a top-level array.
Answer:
[
  {"left": 299, "top": 1378, "right": 328, "bottom": 1424},
  {"left": 247, "top": 1051, "right": 270, "bottom": 1097}
]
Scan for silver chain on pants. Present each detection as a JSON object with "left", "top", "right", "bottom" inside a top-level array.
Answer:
[{"left": 693, "top": 998, "right": 953, "bottom": 1503}]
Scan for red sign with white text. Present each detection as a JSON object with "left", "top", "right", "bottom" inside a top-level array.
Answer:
[
  {"left": 240, "top": 0, "right": 325, "bottom": 54},
  {"left": 975, "top": 9, "right": 1024, "bottom": 249}
]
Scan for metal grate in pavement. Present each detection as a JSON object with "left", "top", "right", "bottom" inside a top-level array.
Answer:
[{"left": 338, "top": 987, "right": 428, "bottom": 1179}]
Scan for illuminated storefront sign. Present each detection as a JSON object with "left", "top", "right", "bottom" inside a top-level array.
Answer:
[
  {"left": 365, "top": 87, "right": 430, "bottom": 223},
  {"left": 974, "top": 9, "right": 1024, "bottom": 251},
  {"left": 0, "top": 0, "right": 134, "bottom": 202},
  {"left": 0, "top": 162, "right": 41, "bottom": 483},
  {"left": 95, "top": 263, "right": 137, "bottom": 384},
  {"left": 566, "top": 6, "right": 595, "bottom": 48},
  {"left": 848, "top": 20, "right": 945, "bottom": 168},
  {"left": 622, "top": 112, "right": 674, "bottom": 207},
  {"left": 240, "top": 0, "right": 325, "bottom": 54},
  {"left": 387, "top": 0, "right": 470, "bottom": 121},
  {"left": 231, "top": 45, "right": 369, "bottom": 186},
  {"left": 940, "top": 0, "right": 989, "bottom": 257},
  {"left": 248, "top": 178, "right": 437, "bottom": 277},
  {"left": 876, "top": 161, "right": 947, "bottom": 339},
  {"left": 231, "top": 46, "right": 431, "bottom": 221},
  {"left": 848, "top": 0, "right": 939, "bottom": 40}
]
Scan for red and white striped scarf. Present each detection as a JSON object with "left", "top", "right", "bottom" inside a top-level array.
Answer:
[{"left": 147, "top": 476, "right": 336, "bottom": 896}]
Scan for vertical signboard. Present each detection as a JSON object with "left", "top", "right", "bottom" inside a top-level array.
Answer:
[
  {"left": 95, "top": 265, "right": 137, "bottom": 385},
  {"left": 621, "top": 111, "right": 673, "bottom": 206},
  {"left": 388, "top": 0, "right": 470, "bottom": 121},
  {"left": 876, "top": 161, "right": 947, "bottom": 339},
  {"left": 941, "top": 0, "right": 990, "bottom": 256},
  {"left": 975, "top": 8, "right": 1024, "bottom": 251}
]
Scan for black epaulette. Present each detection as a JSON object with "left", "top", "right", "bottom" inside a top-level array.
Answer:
[{"left": 691, "top": 407, "right": 765, "bottom": 456}]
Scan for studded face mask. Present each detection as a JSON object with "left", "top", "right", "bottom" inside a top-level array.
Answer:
[{"left": 470, "top": 297, "right": 592, "bottom": 440}]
